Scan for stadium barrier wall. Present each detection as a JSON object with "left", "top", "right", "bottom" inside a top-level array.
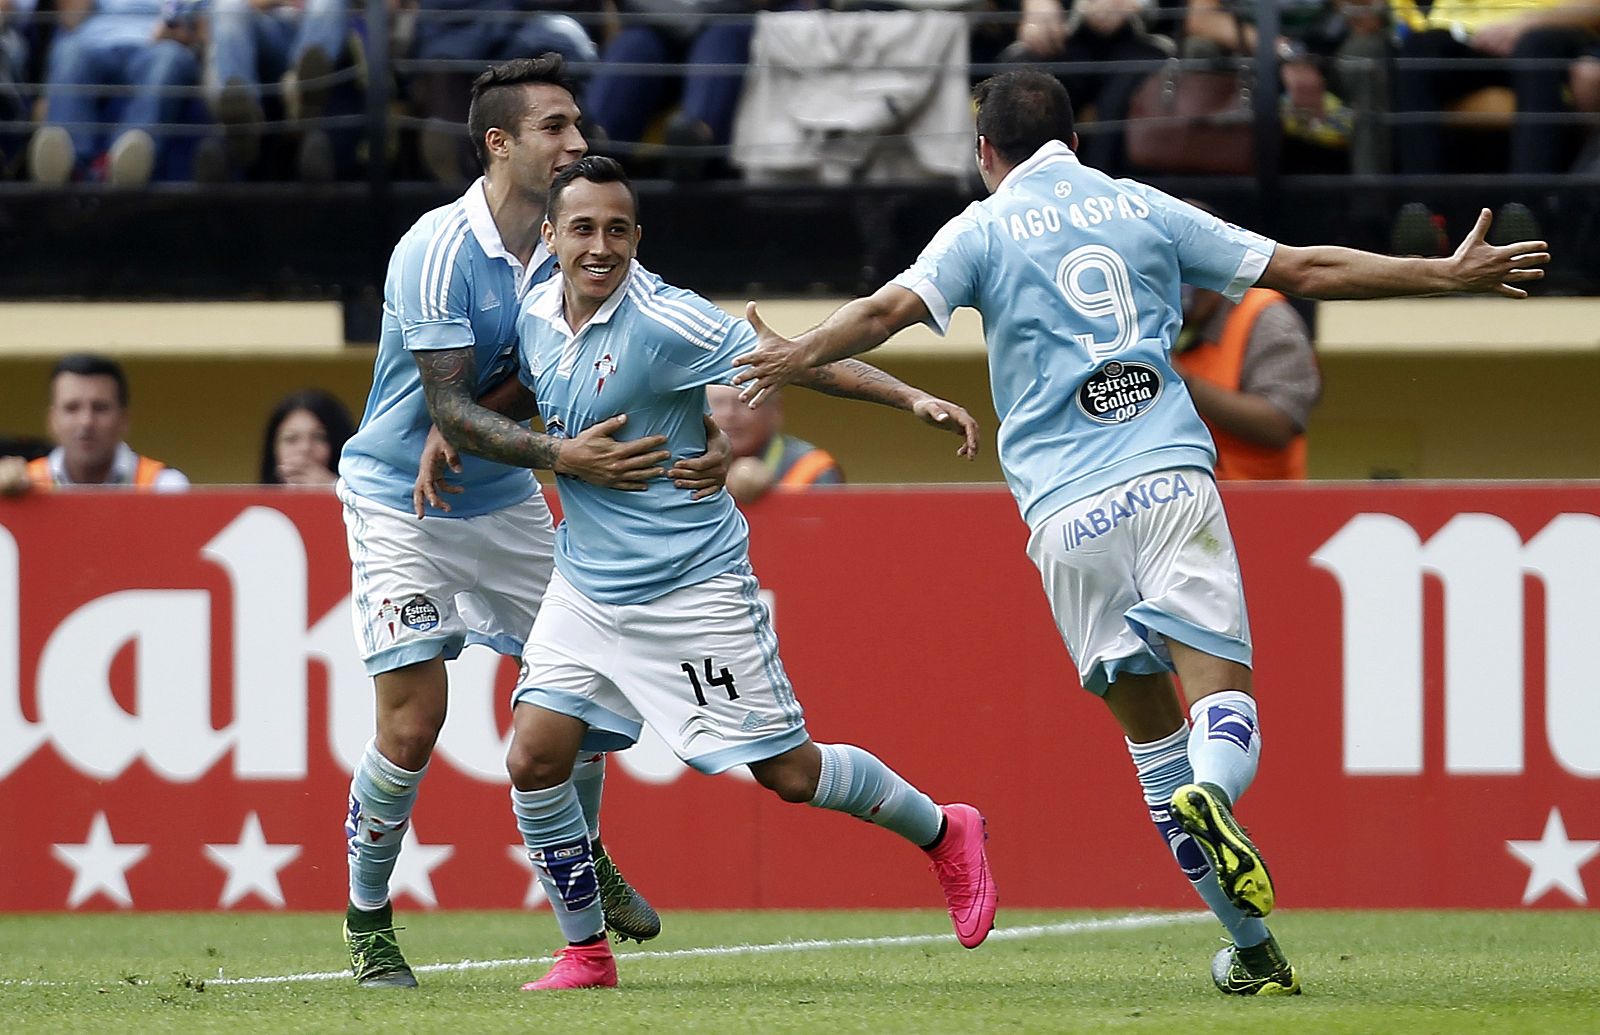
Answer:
[{"left": 1, "top": 485, "right": 1596, "bottom": 912}]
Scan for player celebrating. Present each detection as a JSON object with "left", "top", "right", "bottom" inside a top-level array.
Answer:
[
  {"left": 732, "top": 70, "right": 1549, "bottom": 997},
  {"left": 336, "top": 56, "right": 716, "bottom": 987},
  {"left": 443, "top": 155, "right": 995, "bottom": 990}
]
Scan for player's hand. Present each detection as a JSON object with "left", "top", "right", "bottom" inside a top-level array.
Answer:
[
  {"left": 725, "top": 456, "right": 774, "bottom": 504},
  {"left": 555, "top": 414, "right": 671, "bottom": 491},
  {"left": 412, "top": 425, "right": 464, "bottom": 517},
  {"left": 1448, "top": 208, "right": 1550, "bottom": 298},
  {"left": 912, "top": 396, "right": 981, "bottom": 459},
  {"left": 732, "top": 302, "right": 815, "bottom": 409},
  {"left": 669, "top": 414, "right": 731, "bottom": 499},
  {"left": 0, "top": 456, "right": 32, "bottom": 497}
]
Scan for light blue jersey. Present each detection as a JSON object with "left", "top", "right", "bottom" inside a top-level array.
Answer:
[
  {"left": 517, "top": 262, "right": 750, "bottom": 605},
  {"left": 892, "top": 140, "right": 1276, "bottom": 527},
  {"left": 341, "top": 179, "right": 559, "bottom": 517}
]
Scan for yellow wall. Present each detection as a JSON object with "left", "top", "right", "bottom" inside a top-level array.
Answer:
[{"left": 3, "top": 297, "right": 1598, "bottom": 484}]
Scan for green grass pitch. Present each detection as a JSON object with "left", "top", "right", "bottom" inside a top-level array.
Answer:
[{"left": 2, "top": 909, "right": 1595, "bottom": 1034}]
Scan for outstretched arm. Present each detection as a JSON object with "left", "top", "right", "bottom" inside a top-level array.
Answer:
[
  {"left": 733, "top": 285, "right": 932, "bottom": 407},
  {"left": 1258, "top": 208, "right": 1549, "bottom": 300},
  {"left": 792, "top": 358, "right": 980, "bottom": 459}
]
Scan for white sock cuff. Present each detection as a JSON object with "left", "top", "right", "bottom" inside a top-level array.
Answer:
[
  {"left": 362, "top": 738, "right": 427, "bottom": 794},
  {"left": 810, "top": 743, "right": 852, "bottom": 809},
  {"left": 1125, "top": 724, "right": 1190, "bottom": 761},
  {"left": 1188, "top": 690, "right": 1256, "bottom": 725}
]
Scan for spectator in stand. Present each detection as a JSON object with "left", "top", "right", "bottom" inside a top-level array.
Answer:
[
  {"left": 1004, "top": 0, "right": 1171, "bottom": 174},
  {"left": 1173, "top": 271, "right": 1321, "bottom": 481},
  {"left": 705, "top": 383, "right": 841, "bottom": 503},
  {"left": 1573, "top": 42, "right": 1600, "bottom": 168},
  {"left": 1, "top": 0, "right": 36, "bottom": 177},
  {"left": 583, "top": 0, "right": 760, "bottom": 180},
  {"left": 258, "top": 388, "right": 356, "bottom": 486},
  {"left": 0, "top": 353, "right": 188, "bottom": 495},
  {"left": 1391, "top": 0, "right": 1600, "bottom": 178},
  {"left": 1184, "top": 0, "right": 1390, "bottom": 174},
  {"left": 198, "top": 0, "right": 350, "bottom": 180},
  {"left": 27, "top": 0, "right": 202, "bottom": 187},
  {"left": 410, "top": 2, "right": 599, "bottom": 183}
]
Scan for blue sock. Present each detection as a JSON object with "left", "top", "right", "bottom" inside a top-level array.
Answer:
[
  {"left": 512, "top": 782, "right": 604, "bottom": 944},
  {"left": 345, "top": 739, "right": 426, "bottom": 912},
  {"left": 571, "top": 752, "right": 606, "bottom": 842},
  {"left": 1186, "top": 690, "right": 1261, "bottom": 805},
  {"left": 809, "top": 743, "right": 943, "bottom": 847},
  {"left": 1128, "top": 727, "right": 1268, "bottom": 949}
]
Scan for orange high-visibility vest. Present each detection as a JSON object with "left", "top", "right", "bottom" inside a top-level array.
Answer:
[
  {"left": 26, "top": 454, "right": 169, "bottom": 490},
  {"left": 1175, "top": 288, "right": 1308, "bottom": 481},
  {"left": 777, "top": 448, "right": 840, "bottom": 488}
]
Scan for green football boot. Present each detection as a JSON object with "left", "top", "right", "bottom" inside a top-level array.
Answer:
[
  {"left": 1170, "top": 781, "right": 1276, "bottom": 918},
  {"left": 594, "top": 843, "right": 662, "bottom": 943},
  {"left": 1211, "top": 934, "right": 1302, "bottom": 996},
  {"left": 344, "top": 901, "right": 418, "bottom": 988}
]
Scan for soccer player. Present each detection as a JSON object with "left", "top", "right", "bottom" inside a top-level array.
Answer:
[
  {"left": 336, "top": 55, "right": 717, "bottom": 987},
  {"left": 451, "top": 155, "right": 994, "bottom": 991},
  {"left": 732, "top": 70, "right": 1549, "bottom": 997}
]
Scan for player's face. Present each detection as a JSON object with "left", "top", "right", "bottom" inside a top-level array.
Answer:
[
  {"left": 546, "top": 179, "right": 641, "bottom": 308},
  {"left": 706, "top": 384, "right": 779, "bottom": 458},
  {"left": 274, "top": 408, "right": 331, "bottom": 479},
  {"left": 48, "top": 372, "right": 127, "bottom": 475},
  {"left": 506, "top": 84, "right": 586, "bottom": 197}
]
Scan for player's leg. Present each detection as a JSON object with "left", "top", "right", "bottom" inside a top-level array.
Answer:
[
  {"left": 1102, "top": 672, "right": 1295, "bottom": 993},
  {"left": 746, "top": 739, "right": 997, "bottom": 949},
  {"left": 1030, "top": 471, "right": 1295, "bottom": 993},
  {"left": 338, "top": 487, "right": 472, "bottom": 987},
  {"left": 341, "top": 658, "right": 447, "bottom": 989},
  {"left": 617, "top": 565, "right": 995, "bottom": 948},
  {"left": 571, "top": 751, "right": 661, "bottom": 942},
  {"left": 1119, "top": 472, "right": 1274, "bottom": 919},
  {"left": 504, "top": 703, "right": 619, "bottom": 991},
  {"left": 508, "top": 570, "right": 645, "bottom": 990},
  {"left": 471, "top": 498, "right": 659, "bottom": 943}
]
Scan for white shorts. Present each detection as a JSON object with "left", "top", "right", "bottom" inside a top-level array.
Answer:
[
  {"left": 1025, "top": 467, "right": 1252, "bottom": 695},
  {"left": 514, "top": 564, "right": 808, "bottom": 774},
  {"left": 339, "top": 481, "right": 556, "bottom": 675}
]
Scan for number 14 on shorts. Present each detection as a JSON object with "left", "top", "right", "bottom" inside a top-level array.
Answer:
[{"left": 681, "top": 658, "right": 740, "bottom": 706}]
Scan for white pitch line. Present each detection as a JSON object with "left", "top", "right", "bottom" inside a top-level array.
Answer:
[{"left": 206, "top": 912, "right": 1210, "bottom": 987}]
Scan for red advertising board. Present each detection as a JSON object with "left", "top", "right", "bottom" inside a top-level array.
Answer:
[{"left": 1, "top": 485, "right": 1596, "bottom": 912}]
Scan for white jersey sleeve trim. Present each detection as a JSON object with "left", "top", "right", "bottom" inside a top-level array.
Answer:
[
  {"left": 1223, "top": 242, "right": 1275, "bottom": 302},
  {"left": 418, "top": 211, "right": 470, "bottom": 321},
  {"left": 891, "top": 273, "right": 953, "bottom": 335},
  {"left": 629, "top": 284, "right": 722, "bottom": 351}
]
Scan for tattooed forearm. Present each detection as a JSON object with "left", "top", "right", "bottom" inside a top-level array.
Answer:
[
  {"left": 415, "top": 349, "right": 562, "bottom": 470},
  {"left": 793, "top": 358, "right": 919, "bottom": 410}
]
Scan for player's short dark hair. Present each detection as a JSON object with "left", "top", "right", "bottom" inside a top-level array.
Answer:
[
  {"left": 548, "top": 155, "right": 638, "bottom": 225},
  {"left": 51, "top": 352, "right": 129, "bottom": 408},
  {"left": 467, "top": 54, "right": 578, "bottom": 171},
  {"left": 974, "top": 70, "right": 1075, "bottom": 168},
  {"left": 258, "top": 388, "right": 357, "bottom": 485}
]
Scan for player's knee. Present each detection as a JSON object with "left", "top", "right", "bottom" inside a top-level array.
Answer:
[
  {"left": 505, "top": 742, "right": 574, "bottom": 791},
  {"left": 377, "top": 714, "right": 445, "bottom": 772},
  {"left": 749, "top": 755, "right": 819, "bottom": 804}
]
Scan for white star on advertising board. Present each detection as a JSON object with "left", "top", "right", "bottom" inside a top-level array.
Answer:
[
  {"left": 389, "top": 826, "right": 454, "bottom": 907},
  {"left": 51, "top": 812, "right": 150, "bottom": 909},
  {"left": 204, "top": 812, "right": 303, "bottom": 908},
  {"left": 1506, "top": 808, "right": 1600, "bottom": 905}
]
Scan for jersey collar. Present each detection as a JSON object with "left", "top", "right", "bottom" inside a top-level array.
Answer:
[
  {"left": 462, "top": 177, "right": 551, "bottom": 295},
  {"left": 995, "top": 139, "right": 1079, "bottom": 194},
  {"left": 526, "top": 259, "right": 641, "bottom": 338}
]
